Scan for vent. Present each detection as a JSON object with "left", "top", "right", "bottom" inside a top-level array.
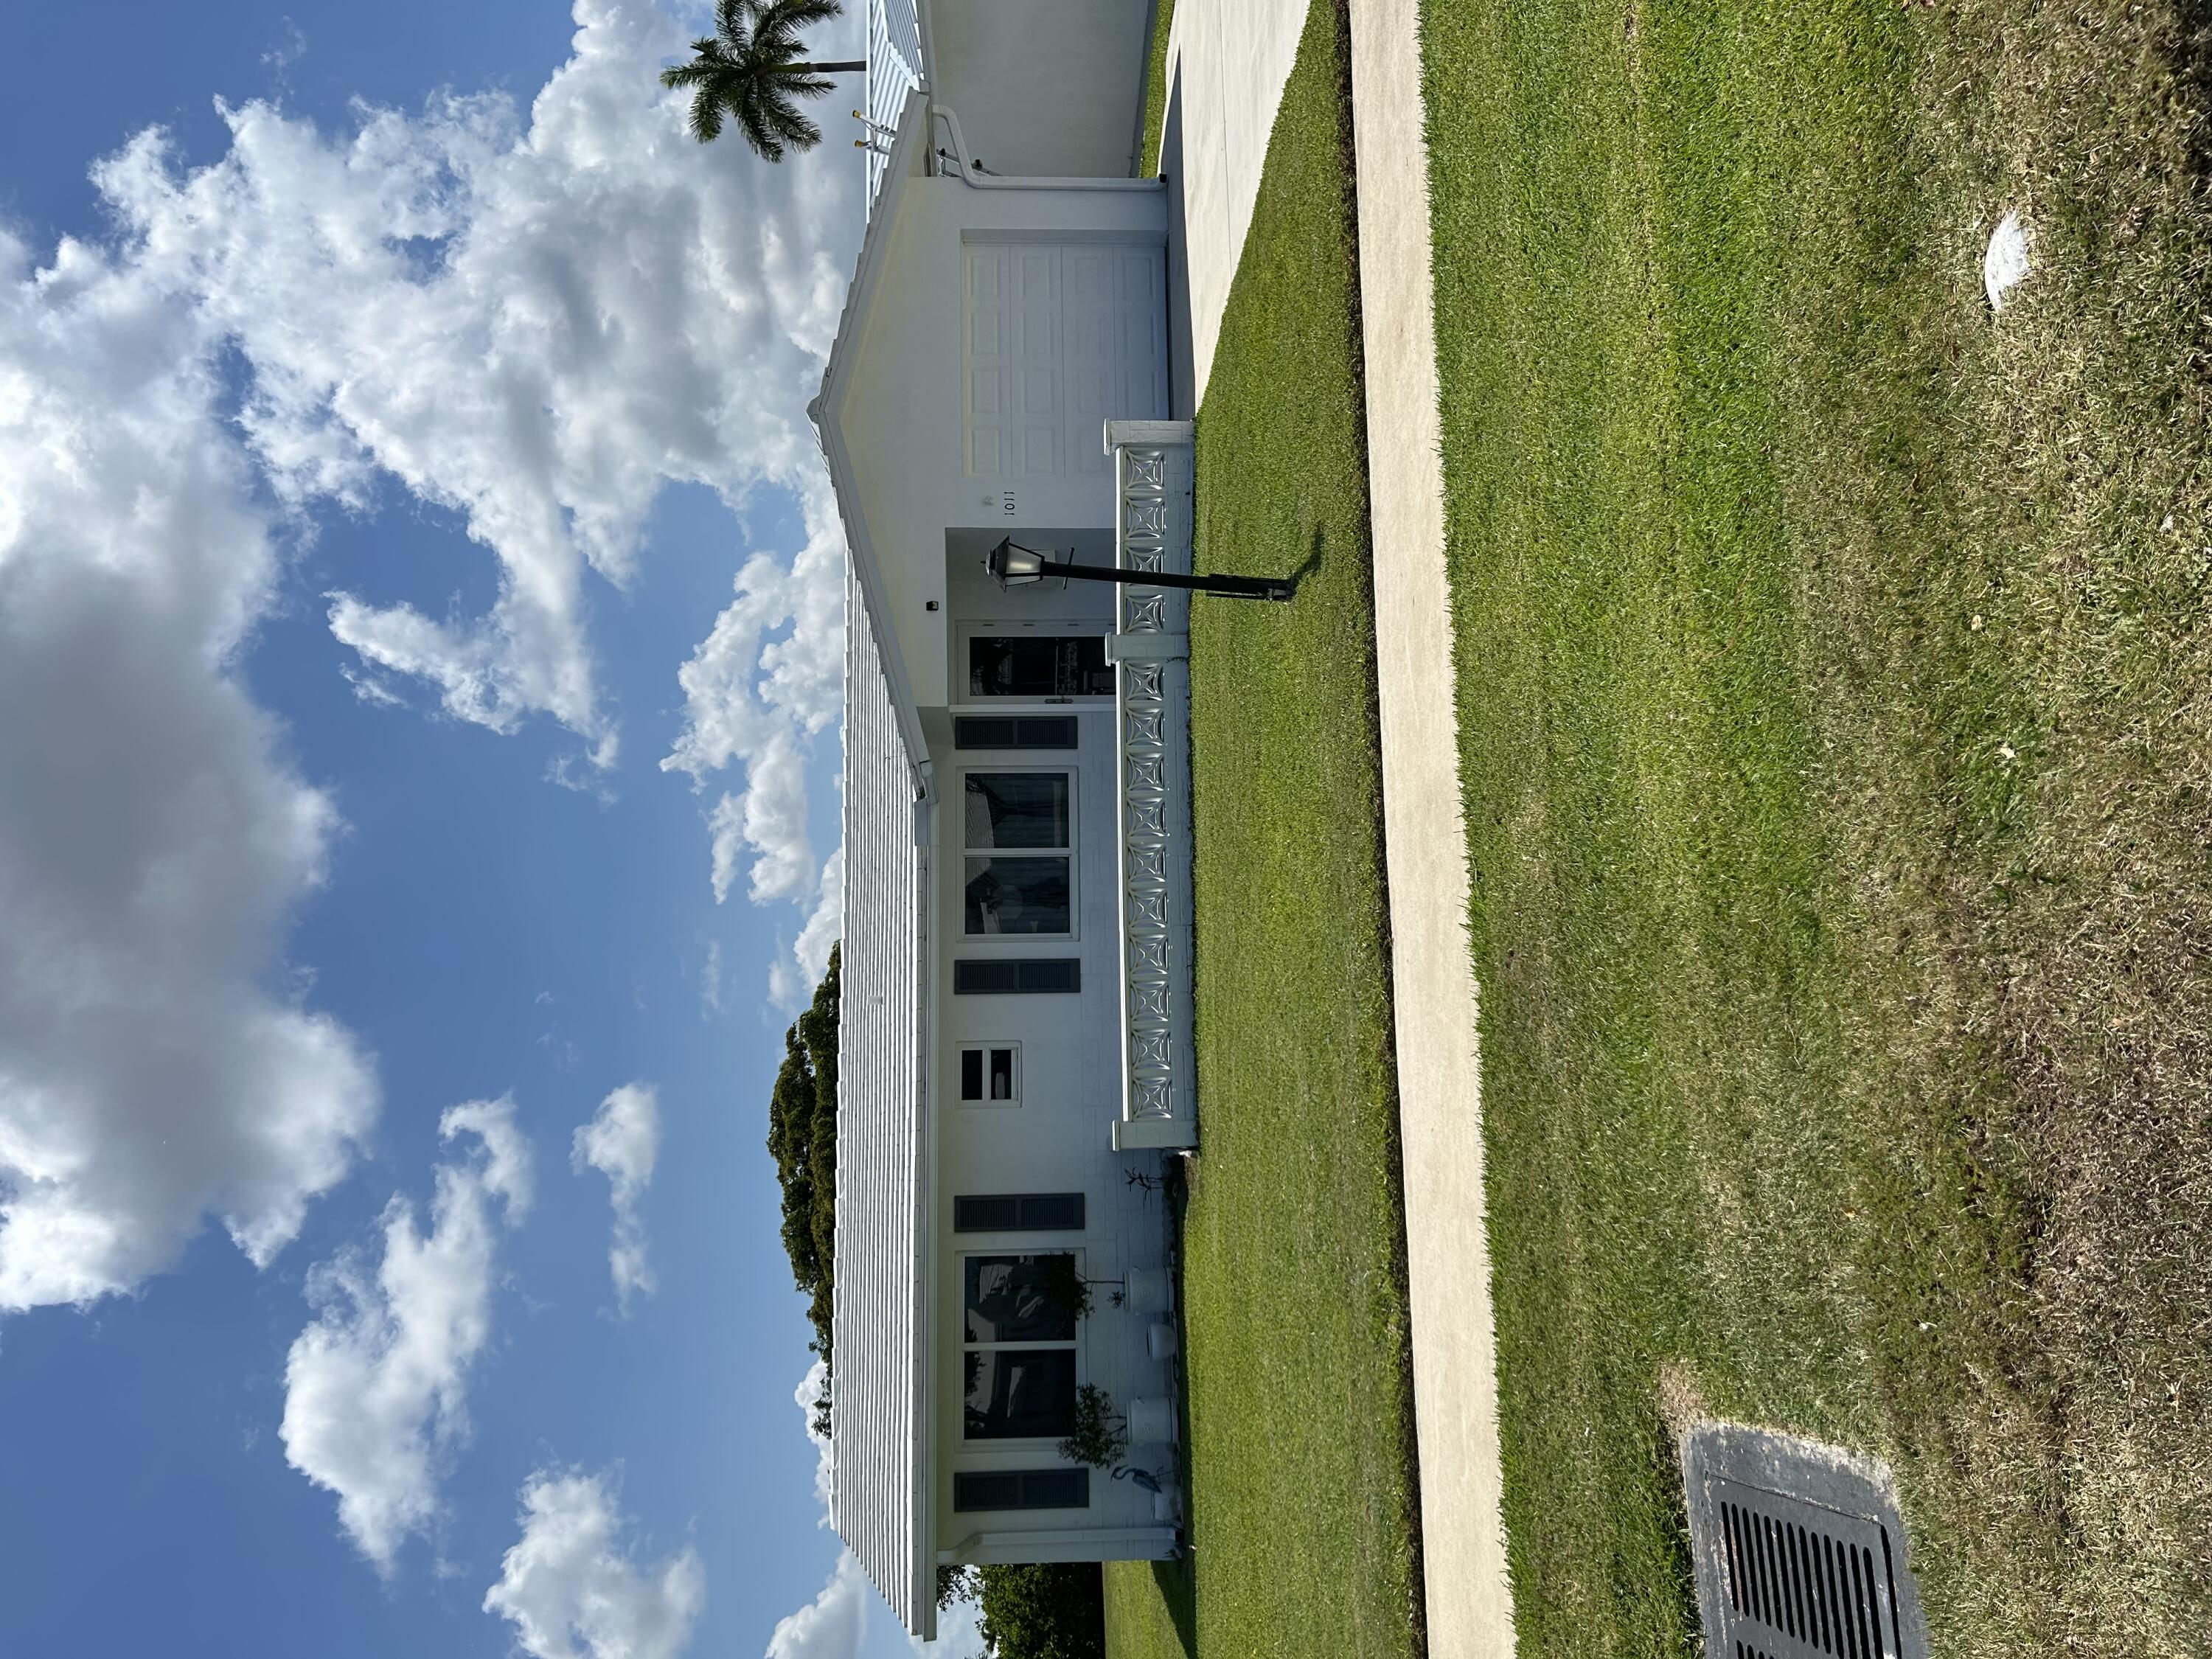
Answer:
[
  {"left": 954, "top": 957, "right": 1080, "bottom": 994},
  {"left": 954, "top": 1193, "right": 1086, "bottom": 1231},
  {"left": 1680, "top": 1426, "right": 1929, "bottom": 1659}
]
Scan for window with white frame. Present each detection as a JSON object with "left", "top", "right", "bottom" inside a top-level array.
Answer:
[
  {"left": 961, "top": 1253, "right": 1080, "bottom": 1441},
  {"left": 963, "top": 773, "right": 1072, "bottom": 936},
  {"left": 958, "top": 1043, "right": 1020, "bottom": 1105}
]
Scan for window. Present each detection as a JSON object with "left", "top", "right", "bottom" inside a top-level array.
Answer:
[
  {"left": 954, "top": 959, "right": 1080, "bottom": 995},
  {"left": 955, "top": 1194, "right": 1085, "bottom": 1232},
  {"left": 968, "top": 636, "right": 1111, "bottom": 698},
  {"left": 959, "top": 1045, "right": 1020, "bottom": 1105},
  {"left": 955, "top": 716, "right": 1080, "bottom": 750},
  {"left": 964, "top": 773, "right": 1072, "bottom": 936},
  {"left": 954, "top": 1469, "right": 1090, "bottom": 1512},
  {"left": 962, "top": 1254, "right": 1079, "bottom": 1441}
]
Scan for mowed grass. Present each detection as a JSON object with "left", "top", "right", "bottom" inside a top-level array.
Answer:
[
  {"left": 1426, "top": 0, "right": 2212, "bottom": 1653},
  {"left": 1137, "top": 0, "right": 1177, "bottom": 178},
  {"left": 1105, "top": 1, "right": 1422, "bottom": 1657}
]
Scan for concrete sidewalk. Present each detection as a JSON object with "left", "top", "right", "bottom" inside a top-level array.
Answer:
[
  {"left": 1165, "top": 0, "right": 1518, "bottom": 1649},
  {"left": 1344, "top": 0, "right": 1517, "bottom": 1650}
]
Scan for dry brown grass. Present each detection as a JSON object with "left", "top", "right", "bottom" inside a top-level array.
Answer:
[
  {"left": 1428, "top": 0, "right": 2212, "bottom": 1652},
  {"left": 1800, "top": 8, "right": 2212, "bottom": 1649}
]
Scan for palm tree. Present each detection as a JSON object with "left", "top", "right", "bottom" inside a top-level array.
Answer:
[{"left": 661, "top": 0, "right": 866, "bottom": 163}]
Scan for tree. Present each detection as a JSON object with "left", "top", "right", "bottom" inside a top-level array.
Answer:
[
  {"left": 937, "top": 1565, "right": 978, "bottom": 1611},
  {"left": 660, "top": 0, "right": 866, "bottom": 163},
  {"left": 974, "top": 1564, "right": 1106, "bottom": 1659},
  {"left": 768, "top": 946, "right": 840, "bottom": 1430},
  {"left": 942, "top": 1563, "right": 1107, "bottom": 1659}
]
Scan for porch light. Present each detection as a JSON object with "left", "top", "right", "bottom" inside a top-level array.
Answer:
[
  {"left": 987, "top": 540, "right": 1052, "bottom": 585},
  {"left": 985, "top": 538, "right": 1293, "bottom": 602}
]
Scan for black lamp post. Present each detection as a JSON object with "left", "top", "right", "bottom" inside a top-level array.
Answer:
[{"left": 985, "top": 538, "right": 1293, "bottom": 602}]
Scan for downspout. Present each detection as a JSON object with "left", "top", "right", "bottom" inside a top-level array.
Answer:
[{"left": 927, "top": 103, "right": 1167, "bottom": 192}]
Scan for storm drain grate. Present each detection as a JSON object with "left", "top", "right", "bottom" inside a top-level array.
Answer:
[{"left": 1680, "top": 1425, "right": 1930, "bottom": 1659}]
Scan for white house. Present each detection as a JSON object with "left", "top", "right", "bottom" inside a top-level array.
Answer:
[{"left": 813, "top": 0, "right": 1201, "bottom": 1637}]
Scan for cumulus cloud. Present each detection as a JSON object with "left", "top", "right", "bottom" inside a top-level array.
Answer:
[
  {"left": 571, "top": 1082, "right": 659, "bottom": 1312},
  {"left": 84, "top": 0, "right": 855, "bottom": 764},
  {"left": 84, "top": 0, "right": 854, "bottom": 972},
  {"left": 0, "top": 223, "right": 376, "bottom": 1314},
  {"left": 664, "top": 482, "right": 847, "bottom": 957},
  {"left": 279, "top": 1096, "right": 532, "bottom": 1571},
  {"left": 765, "top": 1553, "right": 869, "bottom": 1659},
  {"left": 484, "top": 1468, "right": 704, "bottom": 1659},
  {"left": 773, "top": 1361, "right": 981, "bottom": 1658},
  {"left": 0, "top": 0, "right": 856, "bottom": 1314},
  {"left": 795, "top": 1360, "right": 833, "bottom": 1514},
  {"left": 761, "top": 1366, "right": 858, "bottom": 1659},
  {"left": 920, "top": 1598, "right": 986, "bottom": 1658},
  {"left": 779, "top": 849, "right": 844, "bottom": 1006}
]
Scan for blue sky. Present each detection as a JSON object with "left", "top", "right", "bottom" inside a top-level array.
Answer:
[{"left": 0, "top": 4, "right": 952, "bottom": 1656}]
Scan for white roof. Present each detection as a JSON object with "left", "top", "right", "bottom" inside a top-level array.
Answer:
[
  {"left": 819, "top": 89, "right": 936, "bottom": 1640},
  {"left": 830, "top": 560, "right": 932, "bottom": 1636}
]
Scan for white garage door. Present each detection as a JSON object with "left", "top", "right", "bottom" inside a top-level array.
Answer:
[{"left": 963, "top": 240, "right": 1169, "bottom": 479}]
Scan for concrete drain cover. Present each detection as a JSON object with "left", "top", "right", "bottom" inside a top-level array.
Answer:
[{"left": 1680, "top": 1424, "right": 1930, "bottom": 1659}]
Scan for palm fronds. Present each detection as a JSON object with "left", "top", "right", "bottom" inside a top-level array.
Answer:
[{"left": 659, "top": 0, "right": 865, "bottom": 163}]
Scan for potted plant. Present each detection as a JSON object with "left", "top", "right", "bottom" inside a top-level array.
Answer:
[
  {"left": 1038, "top": 1256, "right": 1126, "bottom": 1322},
  {"left": 1056, "top": 1384, "right": 1129, "bottom": 1468}
]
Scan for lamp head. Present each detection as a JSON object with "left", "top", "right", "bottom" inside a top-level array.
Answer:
[{"left": 984, "top": 538, "right": 1049, "bottom": 589}]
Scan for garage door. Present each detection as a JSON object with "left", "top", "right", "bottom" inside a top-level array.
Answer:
[{"left": 963, "top": 240, "right": 1169, "bottom": 479}]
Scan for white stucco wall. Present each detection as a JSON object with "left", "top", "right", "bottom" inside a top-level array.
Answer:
[
  {"left": 928, "top": 709, "right": 1175, "bottom": 1554},
  {"left": 928, "top": 0, "right": 1155, "bottom": 178},
  {"left": 833, "top": 175, "right": 1170, "bottom": 708}
]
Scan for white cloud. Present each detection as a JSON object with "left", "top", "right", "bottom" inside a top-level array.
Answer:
[
  {"left": 571, "top": 1082, "right": 658, "bottom": 1312},
  {"left": 0, "top": 223, "right": 376, "bottom": 1315},
  {"left": 765, "top": 1553, "right": 869, "bottom": 1659},
  {"left": 0, "top": 0, "right": 858, "bottom": 1315},
  {"left": 795, "top": 1360, "right": 833, "bottom": 1514},
  {"left": 768, "top": 849, "right": 844, "bottom": 1009},
  {"left": 666, "top": 484, "right": 847, "bottom": 987},
  {"left": 443, "top": 1095, "right": 537, "bottom": 1222},
  {"left": 700, "top": 939, "right": 724, "bottom": 1018},
  {"left": 917, "top": 1598, "right": 985, "bottom": 1659},
  {"left": 794, "top": 851, "right": 844, "bottom": 984},
  {"left": 484, "top": 1468, "right": 704, "bottom": 1659},
  {"left": 279, "top": 1096, "right": 532, "bottom": 1571},
  {"left": 81, "top": 1, "right": 857, "bottom": 768},
  {"left": 776, "top": 1360, "right": 982, "bottom": 1659},
  {"left": 97, "top": 0, "right": 855, "bottom": 973}
]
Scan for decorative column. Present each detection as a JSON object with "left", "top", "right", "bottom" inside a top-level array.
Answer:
[{"left": 1105, "top": 420, "right": 1199, "bottom": 1151}]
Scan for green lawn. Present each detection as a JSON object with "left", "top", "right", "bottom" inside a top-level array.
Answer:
[
  {"left": 1136, "top": 0, "right": 1177, "bottom": 178},
  {"left": 1105, "top": 1, "right": 1422, "bottom": 1656},
  {"left": 1425, "top": 0, "right": 2212, "bottom": 1653}
]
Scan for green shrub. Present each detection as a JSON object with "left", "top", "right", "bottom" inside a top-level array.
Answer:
[{"left": 972, "top": 1563, "right": 1106, "bottom": 1659}]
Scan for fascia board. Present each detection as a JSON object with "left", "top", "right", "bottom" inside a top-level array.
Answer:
[{"left": 812, "top": 86, "right": 933, "bottom": 785}]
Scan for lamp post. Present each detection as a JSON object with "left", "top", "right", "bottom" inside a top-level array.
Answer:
[{"left": 985, "top": 538, "right": 1293, "bottom": 602}]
